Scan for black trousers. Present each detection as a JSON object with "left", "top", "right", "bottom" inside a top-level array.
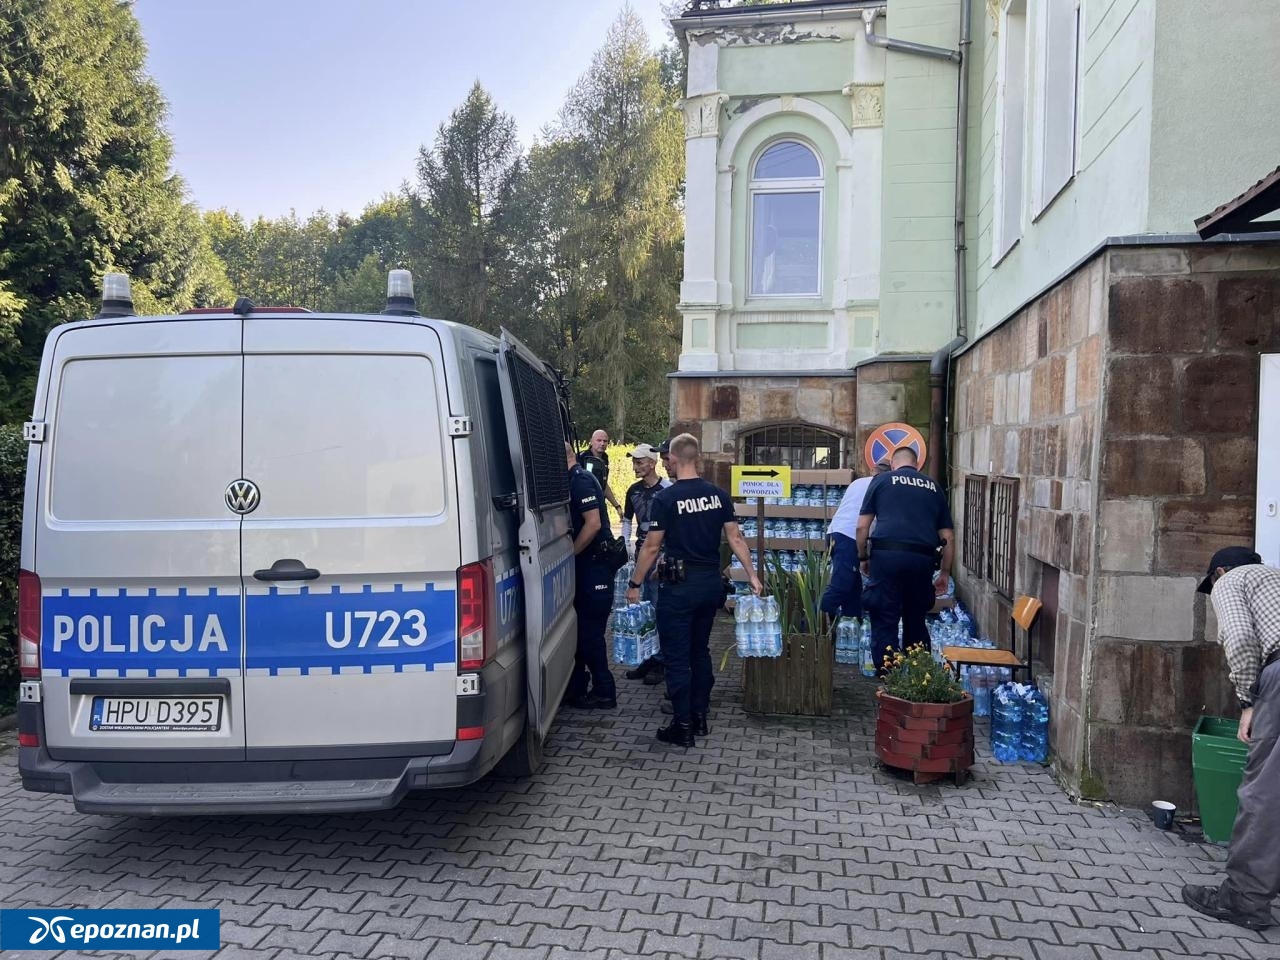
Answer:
[
  {"left": 655, "top": 566, "right": 721, "bottom": 726},
  {"left": 863, "top": 550, "right": 935, "bottom": 672},
  {"left": 569, "top": 581, "right": 616, "bottom": 701}
]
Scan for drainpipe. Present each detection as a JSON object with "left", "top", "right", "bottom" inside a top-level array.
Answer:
[{"left": 863, "top": 3, "right": 971, "bottom": 484}]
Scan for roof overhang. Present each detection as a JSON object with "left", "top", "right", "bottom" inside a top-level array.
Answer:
[{"left": 1195, "top": 164, "right": 1280, "bottom": 239}]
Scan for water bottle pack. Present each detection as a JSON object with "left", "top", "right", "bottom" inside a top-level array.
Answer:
[
  {"left": 734, "top": 594, "right": 783, "bottom": 658},
  {"left": 960, "top": 664, "right": 1012, "bottom": 718},
  {"left": 991, "top": 682, "right": 1049, "bottom": 763},
  {"left": 833, "top": 618, "right": 877, "bottom": 677},
  {"left": 610, "top": 600, "right": 658, "bottom": 667}
]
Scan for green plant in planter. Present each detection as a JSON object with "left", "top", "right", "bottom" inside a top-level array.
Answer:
[
  {"left": 764, "top": 548, "right": 834, "bottom": 638},
  {"left": 881, "top": 644, "right": 965, "bottom": 704}
]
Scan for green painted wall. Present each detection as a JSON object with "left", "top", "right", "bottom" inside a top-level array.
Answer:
[
  {"left": 1148, "top": 0, "right": 1280, "bottom": 231},
  {"left": 720, "top": 40, "right": 852, "bottom": 98},
  {"left": 878, "top": 0, "right": 963, "bottom": 352}
]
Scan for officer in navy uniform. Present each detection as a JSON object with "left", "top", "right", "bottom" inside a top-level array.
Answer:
[
  {"left": 856, "top": 446, "right": 954, "bottom": 670},
  {"left": 627, "top": 434, "right": 761, "bottom": 746},
  {"left": 564, "top": 443, "right": 618, "bottom": 709}
]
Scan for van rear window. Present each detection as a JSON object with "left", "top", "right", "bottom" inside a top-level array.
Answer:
[
  {"left": 243, "top": 354, "right": 445, "bottom": 519},
  {"left": 50, "top": 355, "right": 242, "bottom": 522}
]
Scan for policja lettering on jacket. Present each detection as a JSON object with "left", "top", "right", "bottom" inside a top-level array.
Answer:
[{"left": 676, "top": 495, "right": 724, "bottom": 515}]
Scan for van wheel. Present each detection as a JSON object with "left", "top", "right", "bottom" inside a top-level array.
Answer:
[{"left": 495, "top": 723, "right": 543, "bottom": 778}]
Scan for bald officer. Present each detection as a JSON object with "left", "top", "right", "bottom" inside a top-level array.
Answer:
[{"left": 856, "top": 446, "right": 954, "bottom": 668}]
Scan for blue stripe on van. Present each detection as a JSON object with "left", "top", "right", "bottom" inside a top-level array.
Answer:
[
  {"left": 39, "top": 584, "right": 457, "bottom": 678},
  {"left": 245, "top": 583, "right": 455, "bottom": 675}
]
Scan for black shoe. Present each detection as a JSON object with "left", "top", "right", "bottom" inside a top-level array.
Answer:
[
  {"left": 582, "top": 693, "right": 617, "bottom": 710},
  {"left": 643, "top": 664, "right": 665, "bottom": 686},
  {"left": 624, "top": 657, "right": 660, "bottom": 681},
  {"left": 656, "top": 721, "right": 695, "bottom": 748},
  {"left": 693, "top": 714, "right": 709, "bottom": 736},
  {"left": 1181, "top": 885, "right": 1275, "bottom": 931}
]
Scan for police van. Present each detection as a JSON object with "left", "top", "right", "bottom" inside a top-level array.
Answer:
[{"left": 15, "top": 271, "right": 578, "bottom": 814}]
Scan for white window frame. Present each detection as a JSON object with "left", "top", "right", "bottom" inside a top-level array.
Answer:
[
  {"left": 1031, "top": 0, "right": 1082, "bottom": 218},
  {"left": 748, "top": 139, "right": 824, "bottom": 299},
  {"left": 992, "top": 0, "right": 1028, "bottom": 263}
]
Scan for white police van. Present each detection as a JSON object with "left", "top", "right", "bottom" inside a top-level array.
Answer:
[{"left": 16, "top": 271, "right": 578, "bottom": 814}]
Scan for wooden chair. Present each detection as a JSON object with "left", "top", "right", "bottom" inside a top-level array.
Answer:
[{"left": 943, "top": 595, "right": 1041, "bottom": 684}]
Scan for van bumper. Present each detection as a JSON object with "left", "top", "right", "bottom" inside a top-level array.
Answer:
[{"left": 17, "top": 704, "right": 493, "bottom": 816}]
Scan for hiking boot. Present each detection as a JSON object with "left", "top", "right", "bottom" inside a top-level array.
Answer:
[
  {"left": 624, "top": 657, "right": 660, "bottom": 681},
  {"left": 1181, "top": 885, "right": 1275, "bottom": 931},
  {"left": 655, "top": 720, "right": 695, "bottom": 748},
  {"left": 693, "top": 713, "right": 709, "bottom": 736},
  {"left": 643, "top": 664, "right": 666, "bottom": 686}
]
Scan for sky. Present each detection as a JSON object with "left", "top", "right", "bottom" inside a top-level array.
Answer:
[{"left": 132, "top": 0, "right": 676, "bottom": 220}]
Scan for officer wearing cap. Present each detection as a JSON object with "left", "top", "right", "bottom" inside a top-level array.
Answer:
[
  {"left": 564, "top": 443, "right": 618, "bottom": 709},
  {"left": 628, "top": 433, "right": 761, "bottom": 746},
  {"left": 856, "top": 446, "right": 953, "bottom": 669},
  {"left": 658, "top": 437, "right": 676, "bottom": 480},
  {"left": 1181, "top": 546, "right": 1280, "bottom": 931},
  {"left": 621, "top": 443, "right": 671, "bottom": 684}
]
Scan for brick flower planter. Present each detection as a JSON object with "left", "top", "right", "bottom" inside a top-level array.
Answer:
[{"left": 874, "top": 689, "right": 975, "bottom": 785}]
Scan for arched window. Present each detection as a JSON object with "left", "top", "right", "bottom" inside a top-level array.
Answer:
[
  {"left": 741, "top": 423, "right": 844, "bottom": 470},
  {"left": 749, "top": 140, "right": 823, "bottom": 297}
]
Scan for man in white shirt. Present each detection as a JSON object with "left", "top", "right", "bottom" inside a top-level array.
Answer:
[{"left": 821, "top": 459, "right": 890, "bottom": 619}]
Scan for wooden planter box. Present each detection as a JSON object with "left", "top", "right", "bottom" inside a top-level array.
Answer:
[
  {"left": 743, "top": 633, "right": 833, "bottom": 717},
  {"left": 875, "top": 689, "right": 975, "bottom": 785}
]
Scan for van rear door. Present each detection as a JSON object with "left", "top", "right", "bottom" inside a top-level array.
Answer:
[
  {"left": 495, "top": 331, "right": 576, "bottom": 740},
  {"left": 36, "top": 319, "right": 246, "bottom": 760},
  {"left": 239, "top": 317, "right": 461, "bottom": 753}
]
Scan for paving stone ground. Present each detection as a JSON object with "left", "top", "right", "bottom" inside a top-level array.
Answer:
[{"left": 1, "top": 616, "right": 1276, "bottom": 960}]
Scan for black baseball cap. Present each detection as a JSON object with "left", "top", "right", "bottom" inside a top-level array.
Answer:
[
  {"left": 1197, "top": 546, "right": 1262, "bottom": 594},
  {"left": 658, "top": 438, "right": 671, "bottom": 454}
]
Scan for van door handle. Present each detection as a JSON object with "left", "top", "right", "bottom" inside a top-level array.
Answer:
[
  {"left": 253, "top": 558, "right": 321, "bottom": 582},
  {"left": 493, "top": 492, "right": 518, "bottom": 511}
]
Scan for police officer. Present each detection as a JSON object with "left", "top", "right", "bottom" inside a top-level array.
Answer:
[
  {"left": 856, "top": 446, "right": 954, "bottom": 669},
  {"left": 621, "top": 443, "right": 671, "bottom": 685},
  {"left": 577, "top": 429, "right": 622, "bottom": 517},
  {"left": 627, "top": 434, "right": 761, "bottom": 746},
  {"left": 565, "top": 442, "right": 618, "bottom": 709}
]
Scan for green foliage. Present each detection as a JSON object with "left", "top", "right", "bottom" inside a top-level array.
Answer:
[
  {"left": 881, "top": 644, "right": 965, "bottom": 704},
  {"left": 0, "top": 424, "right": 24, "bottom": 691},
  {"left": 0, "top": 0, "right": 218, "bottom": 420},
  {"left": 765, "top": 548, "right": 834, "bottom": 638}
]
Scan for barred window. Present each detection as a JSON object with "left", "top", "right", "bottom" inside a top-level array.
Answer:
[
  {"left": 740, "top": 423, "right": 844, "bottom": 470},
  {"left": 988, "top": 478, "right": 1019, "bottom": 598},
  {"left": 963, "top": 475, "right": 988, "bottom": 576}
]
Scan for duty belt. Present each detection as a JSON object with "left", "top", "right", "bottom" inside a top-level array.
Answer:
[{"left": 870, "top": 538, "right": 938, "bottom": 558}]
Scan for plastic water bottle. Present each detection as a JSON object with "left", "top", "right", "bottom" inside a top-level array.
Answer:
[
  {"left": 860, "top": 621, "right": 876, "bottom": 677},
  {"left": 972, "top": 666, "right": 992, "bottom": 718},
  {"left": 613, "top": 562, "right": 633, "bottom": 609},
  {"left": 1020, "top": 688, "right": 1050, "bottom": 762},
  {"left": 991, "top": 683, "right": 1024, "bottom": 763},
  {"left": 735, "top": 594, "right": 751, "bottom": 657},
  {"left": 763, "top": 595, "right": 781, "bottom": 657},
  {"left": 749, "top": 595, "right": 765, "bottom": 657}
]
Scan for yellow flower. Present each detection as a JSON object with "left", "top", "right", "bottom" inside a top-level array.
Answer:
[{"left": 924, "top": 674, "right": 931, "bottom": 682}]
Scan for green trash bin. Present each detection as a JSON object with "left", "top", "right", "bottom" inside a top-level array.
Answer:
[{"left": 1192, "top": 716, "right": 1250, "bottom": 844}]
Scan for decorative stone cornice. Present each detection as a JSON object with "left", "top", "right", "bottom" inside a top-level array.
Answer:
[
  {"left": 842, "top": 82, "right": 884, "bottom": 129},
  {"left": 682, "top": 92, "right": 729, "bottom": 139}
]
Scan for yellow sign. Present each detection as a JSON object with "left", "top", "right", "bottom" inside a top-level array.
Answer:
[{"left": 731, "top": 464, "right": 792, "bottom": 499}]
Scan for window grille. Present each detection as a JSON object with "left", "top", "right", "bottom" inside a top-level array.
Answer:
[
  {"left": 988, "top": 478, "right": 1019, "bottom": 598},
  {"left": 740, "top": 423, "right": 844, "bottom": 471},
  {"left": 963, "top": 475, "right": 988, "bottom": 576}
]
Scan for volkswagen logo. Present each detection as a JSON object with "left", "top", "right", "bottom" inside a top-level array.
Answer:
[{"left": 225, "top": 479, "right": 260, "bottom": 515}]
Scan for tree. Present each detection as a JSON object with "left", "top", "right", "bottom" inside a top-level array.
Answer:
[
  {"left": 412, "top": 82, "right": 523, "bottom": 334},
  {"left": 0, "top": 0, "right": 219, "bottom": 420},
  {"left": 550, "top": 9, "right": 684, "bottom": 441}
]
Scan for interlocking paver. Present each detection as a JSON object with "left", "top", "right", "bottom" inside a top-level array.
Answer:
[{"left": 1, "top": 620, "right": 1277, "bottom": 960}]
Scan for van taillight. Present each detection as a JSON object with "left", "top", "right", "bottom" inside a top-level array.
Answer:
[
  {"left": 18, "top": 570, "right": 41, "bottom": 679},
  {"left": 458, "top": 559, "right": 493, "bottom": 670}
]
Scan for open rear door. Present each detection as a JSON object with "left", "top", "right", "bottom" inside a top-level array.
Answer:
[{"left": 496, "top": 330, "right": 576, "bottom": 739}]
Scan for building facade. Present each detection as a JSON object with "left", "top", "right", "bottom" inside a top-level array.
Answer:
[{"left": 674, "top": 0, "right": 1280, "bottom": 808}]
